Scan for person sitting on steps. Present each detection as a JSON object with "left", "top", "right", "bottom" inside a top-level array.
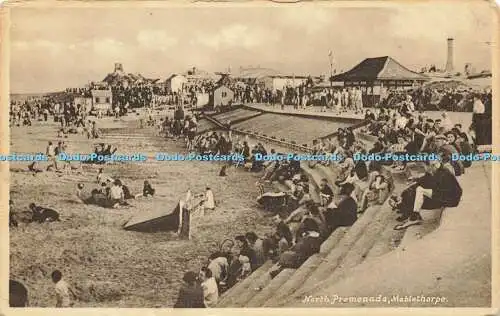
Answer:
[{"left": 393, "top": 159, "right": 462, "bottom": 230}]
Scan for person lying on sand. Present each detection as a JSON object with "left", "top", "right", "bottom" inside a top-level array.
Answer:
[{"left": 29, "top": 203, "right": 60, "bottom": 223}]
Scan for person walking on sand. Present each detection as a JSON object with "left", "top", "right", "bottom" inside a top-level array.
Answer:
[{"left": 51, "top": 270, "right": 76, "bottom": 308}]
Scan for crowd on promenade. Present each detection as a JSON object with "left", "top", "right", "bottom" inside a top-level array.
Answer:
[
  {"left": 381, "top": 86, "right": 492, "bottom": 113},
  {"left": 170, "top": 86, "right": 484, "bottom": 307}
]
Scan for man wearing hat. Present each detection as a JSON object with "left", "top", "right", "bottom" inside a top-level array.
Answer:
[{"left": 173, "top": 271, "right": 205, "bottom": 308}]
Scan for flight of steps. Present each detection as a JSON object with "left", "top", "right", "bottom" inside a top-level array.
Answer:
[
  {"left": 215, "top": 126, "right": 450, "bottom": 307},
  {"left": 219, "top": 160, "right": 447, "bottom": 306},
  {"left": 218, "top": 158, "right": 401, "bottom": 307}
]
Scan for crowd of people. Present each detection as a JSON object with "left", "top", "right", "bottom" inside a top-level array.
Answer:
[
  {"left": 9, "top": 72, "right": 489, "bottom": 308},
  {"left": 173, "top": 131, "right": 366, "bottom": 307},
  {"left": 170, "top": 83, "right": 488, "bottom": 306},
  {"left": 359, "top": 95, "right": 470, "bottom": 228},
  {"left": 380, "top": 86, "right": 492, "bottom": 113}
]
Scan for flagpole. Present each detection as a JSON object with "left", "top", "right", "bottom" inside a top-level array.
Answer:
[{"left": 329, "top": 50, "right": 334, "bottom": 88}]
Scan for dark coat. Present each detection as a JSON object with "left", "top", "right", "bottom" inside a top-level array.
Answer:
[
  {"left": 325, "top": 196, "right": 357, "bottom": 229},
  {"left": 430, "top": 167, "right": 462, "bottom": 208},
  {"left": 173, "top": 284, "right": 205, "bottom": 308},
  {"left": 278, "top": 234, "right": 322, "bottom": 269}
]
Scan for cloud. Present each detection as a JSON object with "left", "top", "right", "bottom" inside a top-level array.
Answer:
[
  {"left": 388, "top": 4, "right": 491, "bottom": 42},
  {"left": 278, "top": 8, "right": 335, "bottom": 34},
  {"left": 194, "top": 24, "right": 279, "bottom": 50},
  {"left": 12, "top": 40, "right": 64, "bottom": 54},
  {"left": 92, "top": 38, "right": 125, "bottom": 56},
  {"left": 137, "top": 30, "right": 178, "bottom": 51}
]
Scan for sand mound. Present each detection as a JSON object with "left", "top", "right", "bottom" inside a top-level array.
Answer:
[{"left": 76, "top": 281, "right": 126, "bottom": 303}]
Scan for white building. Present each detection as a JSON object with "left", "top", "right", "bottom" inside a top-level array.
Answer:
[
  {"left": 91, "top": 89, "right": 113, "bottom": 113},
  {"left": 258, "top": 75, "right": 309, "bottom": 91},
  {"left": 165, "top": 74, "right": 188, "bottom": 93}
]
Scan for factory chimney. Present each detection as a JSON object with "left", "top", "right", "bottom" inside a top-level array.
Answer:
[{"left": 445, "top": 38, "right": 454, "bottom": 73}]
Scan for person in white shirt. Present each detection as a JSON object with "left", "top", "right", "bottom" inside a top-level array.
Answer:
[
  {"left": 199, "top": 267, "right": 219, "bottom": 307},
  {"left": 204, "top": 187, "right": 215, "bottom": 210},
  {"left": 207, "top": 254, "right": 229, "bottom": 285},
  {"left": 354, "top": 87, "right": 363, "bottom": 112},
  {"left": 51, "top": 270, "right": 75, "bottom": 307},
  {"left": 396, "top": 113, "right": 408, "bottom": 130},
  {"left": 46, "top": 141, "right": 54, "bottom": 158},
  {"left": 198, "top": 187, "right": 215, "bottom": 216},
  {"left": 109, "top": 180, "right": 124, "bottom": 207},
  {"left": 341, "top": 89, "right": 349, "bottom": 109},
  {"left": 473, "top": 94, "right": 485, "bottom": 114}
]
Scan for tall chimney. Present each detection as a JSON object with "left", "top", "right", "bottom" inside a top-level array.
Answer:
[{"left": 445, "top": 38, "right": 454, "bottom": 73}]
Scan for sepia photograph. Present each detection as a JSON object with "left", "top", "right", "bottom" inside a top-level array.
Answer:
[{"left": 3, "top": 1, "right": 496, "bottom": 310}]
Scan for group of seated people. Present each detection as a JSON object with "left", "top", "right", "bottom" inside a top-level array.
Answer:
[
  {"left": 82, "top": 143, "right": 118, "bottom": 164},
  {"left": 75, "top": 168, "right": 155, "bottom": 208},
  {"left": 362, "top": 102, "right": 467, "bottom": 229},
  {"left": 362, "top": 105, "right": 474, "bottom": 176},
  {"left": 194, "top": 131, "right": 233, "bottom": 156},
  {"left": 175, "top": 100, "right": 470, "bottom": 306},
  {"left": 174, "top": 231, "right": 269, "bottom": 308}
]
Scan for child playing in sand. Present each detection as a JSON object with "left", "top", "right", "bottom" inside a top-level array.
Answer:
[{"left": 51, "top": 270, "right": 75, "bottom": 307}]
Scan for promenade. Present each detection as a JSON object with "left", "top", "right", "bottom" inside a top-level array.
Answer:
[{"left": 246, "top": 103, "right": 474, "bottom": 129}]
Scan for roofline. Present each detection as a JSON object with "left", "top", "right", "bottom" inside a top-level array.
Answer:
[{"left": 331, "top": 56, "right": 430, "bottom": 81}]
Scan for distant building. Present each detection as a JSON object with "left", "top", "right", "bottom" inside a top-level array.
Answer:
[
  {"left": 331, "top": 56, "right": 429, "bottom": 106},
  {"left": 210, "top": 85, "right": 234, "bottom": 107},
  {"left": 234, "top": 67, "right": 281, "bottom": 85},
  {"left": 165, "top": 74, "right": 188, "bottom": 93},
  {"left": 258, "top": 75, "right": 309, "bottom": 91},
  {"left": 91, "top": 89, "right": 113, "bottom": 113}
]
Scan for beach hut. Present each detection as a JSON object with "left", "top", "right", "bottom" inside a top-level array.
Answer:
[{"left": 211, "top": 85, "right": 234, "bottom": 107}]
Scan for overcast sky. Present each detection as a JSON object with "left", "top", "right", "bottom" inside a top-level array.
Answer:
[{"left": 10, "top": 2, "right": 494, "bottom": 93}]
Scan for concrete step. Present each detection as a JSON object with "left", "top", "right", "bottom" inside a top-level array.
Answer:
[
  {"left": 382, "top": 165, "right": 411, "bottom": 185},
  {"left": 319, "top": 226, "right": 349, "bottom": 254},
  {"left": 300, "top": 164, "right": 325, "bottom": 204},
  {"left": 397, "top": 207, "right": 444, "bottom": 250},
  {"left": 217, "top": 260, "right": 274, "bottom": 307},
  {"left": 365, "top": 213, "right": 403, "bottom": 259},
  {"left": 230, "top": 264, "right": 278, "bottom": 307},
  {"left": 314, "top": 164, "right": 339, "bottom": 190},
  {"left": 245, "top": 268, "right": 296, "bottom": 307},
  {"left": 285, "top": 162, "right": 491, "bottom": 307},
  {"left": 261, "top": 254, "right": 323, "bottom": 307},
  {"left": 301, "top": 164, "right": 325, "bottom": 192},
  {"left": 279, "top": 201, "right": 385, "bottom": 306},
  {"left": 262, "top": 227, "right": 348, "bottom": 307},
  {"left": 293, "top": 197, "right": 396, "bottom": 298}
]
